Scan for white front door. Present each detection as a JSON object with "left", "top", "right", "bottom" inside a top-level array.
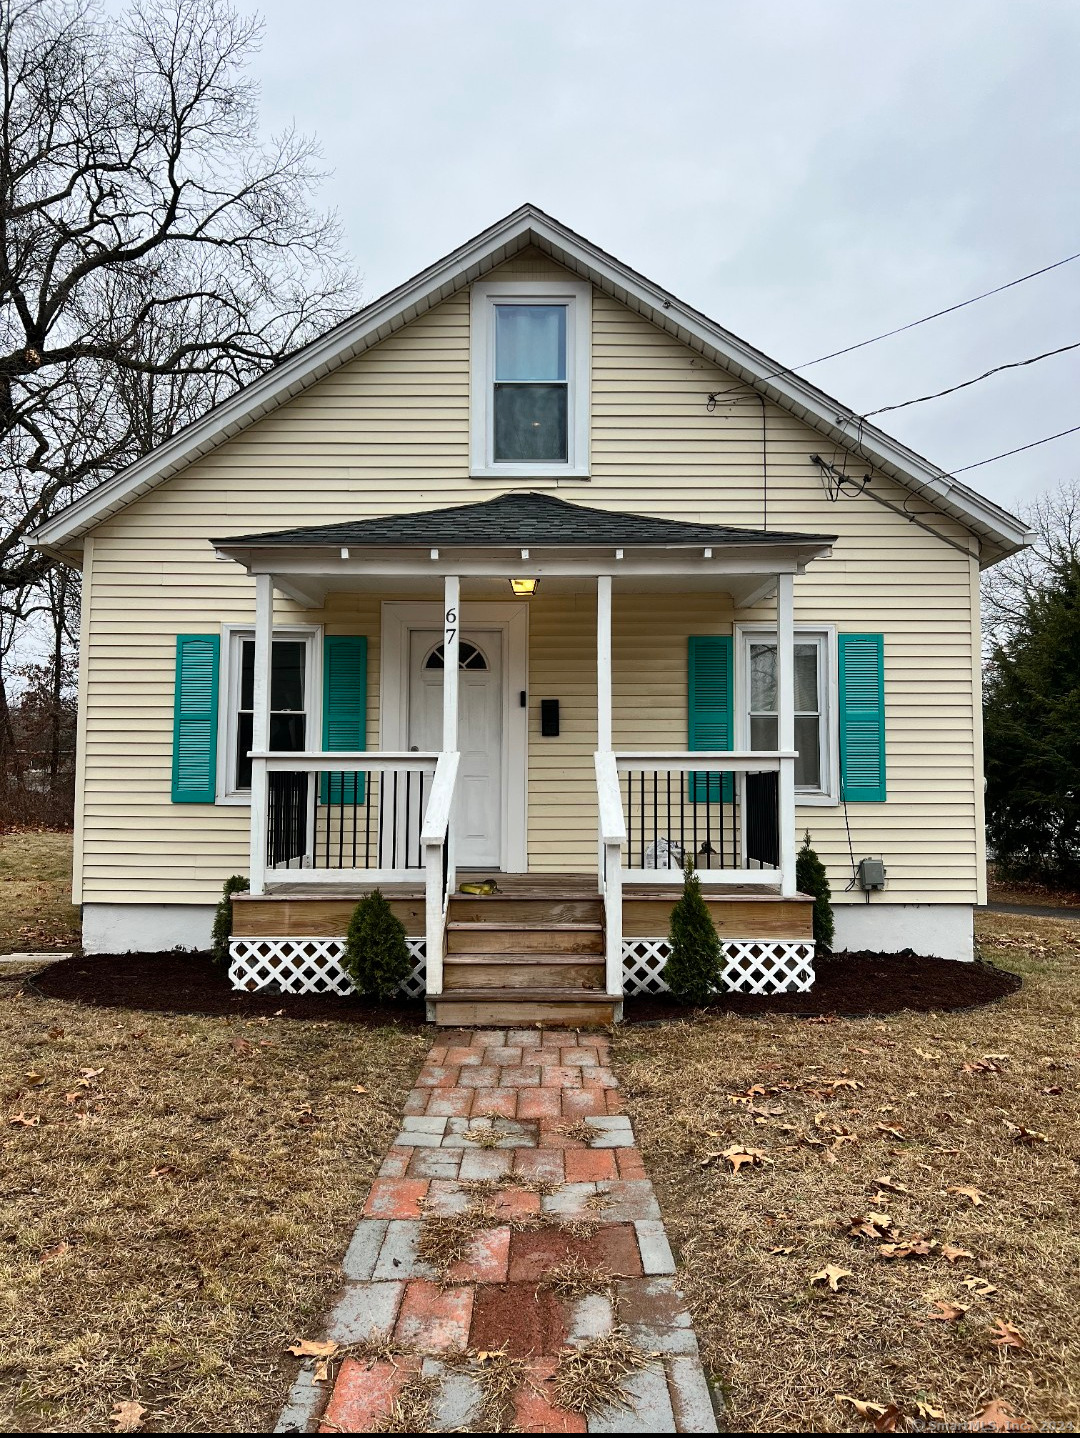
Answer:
[{"left": 408, "top": 630, "right": 504, "bottom": 869}]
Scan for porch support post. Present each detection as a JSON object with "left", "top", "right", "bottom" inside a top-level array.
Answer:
[
  {"left": 249, "top": 572, "right": 273, "bottom": 896},
  {"left": 442, "top": 575, "right": 460, "bottom": 752},
  {"left": 776, "top": 571, "right": 797, "bottom": 897},
  {"left": 597, "top": 575, "right": 612, "bottom": 751}
]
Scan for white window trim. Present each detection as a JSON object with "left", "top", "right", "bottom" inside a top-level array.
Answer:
[
  {"left": 735, "top": 623, "right": 838, "bottom": 806},
  {"left": 470, "top": 279, "right": 592, "bottom": 479},
  {"left": 216, "top": 623, "right": 322, "bottom": 804}
]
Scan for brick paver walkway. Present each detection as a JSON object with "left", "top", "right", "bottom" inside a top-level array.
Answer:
[{"left": 276, "top": 1028, "right": 718, "bottom": 1434}]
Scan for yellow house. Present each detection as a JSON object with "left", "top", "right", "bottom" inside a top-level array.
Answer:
[{"left": 32, "top": 205, "right": 1029, "bottom": 1024}]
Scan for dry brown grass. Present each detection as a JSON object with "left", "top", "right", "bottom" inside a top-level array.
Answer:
[
  {"left": 615, "top": 911, "right": 1080, "bottom": 1431},
  {"left": 0, "top": 975, "right": 428, "bottom": 1432},
  {"left": 551, "top": 1329, "right": 656, "bottom": 1413},
  {"left": 0, "top": 829, "right": 80, "bottom": 954}
]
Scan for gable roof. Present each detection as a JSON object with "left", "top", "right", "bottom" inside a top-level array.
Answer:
[
  {"left": 213, "top": 490, "right": 836, "bottom": 551},
  {"left": 31, "top": 203, "right": 1028, "bottom": 565}
]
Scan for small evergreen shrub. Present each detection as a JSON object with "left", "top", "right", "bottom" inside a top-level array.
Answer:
[
  {"left": 343, "top": 888, "right": 411, "bottom": 1001},
  {"left": 662, "top": 856, "right": 724, "bottom": 1004},
  {"left": 211, "top": 874, "right": 249, "bottom": 965},
  {"left": 796, "top": 830, "right": 834, "bottom": 953}
]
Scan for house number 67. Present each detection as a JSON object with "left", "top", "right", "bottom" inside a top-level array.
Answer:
[{"left": 445, "top": 606, "right": 457, "bottom": 645}]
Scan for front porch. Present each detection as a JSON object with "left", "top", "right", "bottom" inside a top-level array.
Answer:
[{"left": 213, "top": 492, "right": 833, "bottom": 1022}]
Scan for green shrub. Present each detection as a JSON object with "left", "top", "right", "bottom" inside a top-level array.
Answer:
[
  {"left": 662, "top": 856, "right": 723, "bottom": 1004},
  {"left": 796, "top": 830, "right": 834, "bottom": 953},
  {"left": 211, "top": 874, "right": 249, "bottom": 965},
  {"left": 343, "top": 888, "right": 411, "bottom": 1001}
]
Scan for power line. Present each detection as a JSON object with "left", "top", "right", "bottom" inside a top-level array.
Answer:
[
  {"left": 950, "top": 423, "right": 1080, "bottom": 474},
  {"left": 861, "top": 339, "right": 1080, "bottom": 417},
  {"left": 793, "top": 248, "right": 1080, "bottom": 373}
]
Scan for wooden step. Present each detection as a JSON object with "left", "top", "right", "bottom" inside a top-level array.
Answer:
[
  {"left": 449, "top": 895, "right": 603, "bottom": 925},
  {"left": 433, "top": 988, "right": 617, "bottom": 1027},
  {"left": 443, "top": 956, "right": 606, "bottom": 991},
  {"left": 446, "top": 922, "right": 604, "bottom": 955}
]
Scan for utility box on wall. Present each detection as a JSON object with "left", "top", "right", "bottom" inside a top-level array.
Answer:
[{"left": 540, "top": 699, "right": 560, "bottom": 737}]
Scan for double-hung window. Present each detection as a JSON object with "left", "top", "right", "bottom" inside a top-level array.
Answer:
[
  {"left": 220, "top": 628, "right": 317, "bottom": 798},
  {"left": 738, "top": 626, "right": 836, "bottom": 803},
  {"left": 470, "top": 280, "right": 591, "bottom": 477}
]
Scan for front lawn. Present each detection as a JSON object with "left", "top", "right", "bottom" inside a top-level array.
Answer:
[
  {"left": 617, "top": 911, "right": 1080, "bottom": 1431},
  {"left": 0, "top": 829, "right": 80, "bottom": 954},
  {"left": 0, "top": 975, "right": 428, "bottom": 1432}
]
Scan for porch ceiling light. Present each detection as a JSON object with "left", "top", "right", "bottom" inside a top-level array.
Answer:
[{"left": 509, "top": 577, "right": 539, "bottom": 597}]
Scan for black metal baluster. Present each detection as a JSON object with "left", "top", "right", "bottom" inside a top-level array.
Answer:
[
  {"left": 625, "top": 770, "right": 631, "bottom": 868},
  {"left": 405, "top": 770, "right": 413, "bottom": 869},
  {"left": 365, "top": 772, "right": 372, "bottom": 868},
  {"left": 666, "top": 770, "right": 672, "bottom": 864},
  {"left": 417, "top": 772, "right": 425, "bottom": 870},
  {"left": 705, "top": 769, "right": 713, "bottom": 869},
  {"left": 351, "top": 770, "right": 358, "bottom": 868},
  {"left": 639, "top": 771, "right": 645, "bottom": 869},
  {"left": 323, "top": 774, "right": 330, "bottom": 869},
  {"left": 679, "top": 764, "right": 685, "bottom": 865}
]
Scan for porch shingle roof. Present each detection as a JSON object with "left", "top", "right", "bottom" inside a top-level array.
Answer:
[{"left": 214, "top": 491, "right": 835, "bottom": 549}]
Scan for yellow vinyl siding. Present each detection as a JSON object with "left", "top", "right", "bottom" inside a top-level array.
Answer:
[{"left": 79, "top": 247, "right": 981, "bottom": 905}]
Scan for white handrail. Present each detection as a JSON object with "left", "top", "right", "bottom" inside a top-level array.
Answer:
[
  {"left": 614, "top": 749, "right": 793, "bottom": 772},
  {"left": 253, "top": 750, "right": 438, "bottom": 773},
  {"left": 422, "top": 751, "right": 461, "bottom": 1001},
  {"left": 594, "top": 751, "right": 627, "bottom": 844},
  {"left": 421, "top": 752, "right": 461, "bottom": 845}
]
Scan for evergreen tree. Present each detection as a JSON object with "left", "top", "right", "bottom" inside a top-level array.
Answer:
[
  {"left": 343, "top": 889, "right": 412, "bottom": 1001},
  {"left": 211, "top": 874, "right": 249, "bottom": 965},
  {"left": 662, "top": 857, "right": 724, "bottom": 1003},
  {"left": 985, "top": 555, "right": 1080, "bottom": 887},
  {"left": 796, "top": 831, "right": 834, "bottom": 953}
]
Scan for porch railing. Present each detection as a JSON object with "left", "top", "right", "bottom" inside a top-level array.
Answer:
[
  {"left": 249, "top": 748, "right": 459, "bottom": 999},
  {"left": 598, "top": 750, "right": 797, "bottom": 896}
]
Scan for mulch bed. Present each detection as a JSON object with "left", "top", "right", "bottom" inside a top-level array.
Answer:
[
  {"left": 31, "top": 950, "right": 428, "bottom": 1027},
  {"left": 29, "top": 948, "right": 1020, "bottom": 1026},
  {"left": 624, "top": 950, "right": 1021, "bottom": 1022}
]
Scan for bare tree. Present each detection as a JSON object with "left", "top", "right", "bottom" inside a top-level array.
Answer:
[
  {"left": 982, "top": 482, "right": 1080, "bottom": 653},
  {"left": 0, "top": 0, "right": 358, "bottom": 786},
  {"left": 0, "top": 0, "right": 356, "bottom": 592}
]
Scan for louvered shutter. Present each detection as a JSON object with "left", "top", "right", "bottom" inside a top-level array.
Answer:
[
  {"left": 687, "top": 635, "right": 734, "bottom": 803},
  {"left": 838, "top": 633, "right": 887, "bottom": 801},
  {"left": 321, "top": 635, "right": 367, "bottom": 804},
  {"left": 171, "top": 635, "right": 220, "bottom": 803}
]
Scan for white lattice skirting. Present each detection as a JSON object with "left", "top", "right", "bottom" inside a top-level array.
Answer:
[
  {"left": 228, "top": 937, "right": 426, "bottom": 1000},
  {"left": 623, "top": 937, "right": 815, "bottom": 996}
]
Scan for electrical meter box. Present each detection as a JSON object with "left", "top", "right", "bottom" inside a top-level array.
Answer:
[{"left": 857, "top": 857, "right": 887, "bottom": 890}]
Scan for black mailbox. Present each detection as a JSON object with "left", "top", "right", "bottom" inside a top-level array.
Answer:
[{"left": 540, "top": 699, "right": 560, "bottom": 737}]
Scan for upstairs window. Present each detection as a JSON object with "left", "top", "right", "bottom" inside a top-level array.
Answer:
[{"left": 471, "top": 280, "right": 591, "bottom": 477}]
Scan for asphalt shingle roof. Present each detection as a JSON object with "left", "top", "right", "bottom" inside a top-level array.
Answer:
[{"left": 214, "top": 491, "right": 835, "bottom": 550}]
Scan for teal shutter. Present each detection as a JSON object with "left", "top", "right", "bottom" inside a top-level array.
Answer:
[
  {"left": 171, "top": 634, "right": 220, "bottom": 803},
  {"left": 838, "top": 633, "right": 886, "bottom": 801},
  {"left": 688, "top": 635, "right": 734, "bottom": 803},
  {"left": 321, "top": 635, "right": 367, "bottom": 804}
]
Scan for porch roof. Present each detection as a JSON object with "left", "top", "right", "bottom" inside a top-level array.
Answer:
[{"left": 212, "top": 491, "right": 836, "bottom": 552}]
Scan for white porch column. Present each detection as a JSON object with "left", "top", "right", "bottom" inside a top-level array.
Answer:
[
  {"left": 776, "top": 571, "right": 797, "bottom": 897},
  {"left": 597, "top": 575, "right": 612, "bottom": 751},
  {"left": 442, "top": 575, "right": 460, "bottom": 752},
  {"left": 249, "top": 573, "right": 273, "bottom": 896}
]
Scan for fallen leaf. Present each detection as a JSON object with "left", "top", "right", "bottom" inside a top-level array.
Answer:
[
  {"left": 1040, "top": 1085, "right": 1063, "bottom": 1096},
  {"left": 286, "top": 1338, "right": 340, "bottom": 1358},
  {"left": 969, "top": 1398, "right": 1033, "bottom": 1431},
  {"left": 351, "top": 1084, "right": 369, "bottom": 1095},
  {"left": 8, "top": 1112, "right": 40, "bottom": 1127},
  {"left": 915, "top": 1399, "right": 946, "bottom": 1420},
  {"left": 877, "top": 1238, "right": 936, "bottom": 1259},
  {"left": 875, "top": 1123, "right": 906, "bottom": 1141},
  {"left": 929, "top": 1299, "right": 969, "bottom": 1322},
  {"left": 948, "top": 1185, "right": 985, "bottom": 1206},
  {"left": 962, "top": 1274, "right": 998, "bottom": 1296},
  {"left": 231, "top": 1037, "right": 252, "bottom": 1054},
  {"left": 40, "top": 1241, "right": 71, "bottom": 1263},
  {"left": 941, "top": 1243, "right": 974, "bottom": 1264},
  {"left": 835, "top": 1394, "right": 887, "bottom": 1420},
  {"left": 720, "top": 1144, "right": 773, "bottom": 1173},
  {"left": 46, "top": 1027, "right": 64, "bottom": 1040},
  {"left": 874, "top": 1175, "right": 910, "bottom": 1195},
  {"left": 111, "top": 1401, "right": 147, "bottom": 1433},
  {"left": 25, "top": 1071, "right": 46, "bottom": 1086},
  {"left": 872, "top": 1405, "right": 903, "bottom": 1433},
  {"left": 1010, "top": 1125, "right": 1048, "bottom": 1145},
  {"left": 811, "top": 1264, "right": 853, "bottom": 1292},
  {"left": 149, "top": 1166, "right": 175, "bottom": 1179},
  {"left": 767, "top": 1245, "right": 794, "bottom": 1255},
  {"left": 989, "top": 1318, "right": 1026, "bottom": 1350}
]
